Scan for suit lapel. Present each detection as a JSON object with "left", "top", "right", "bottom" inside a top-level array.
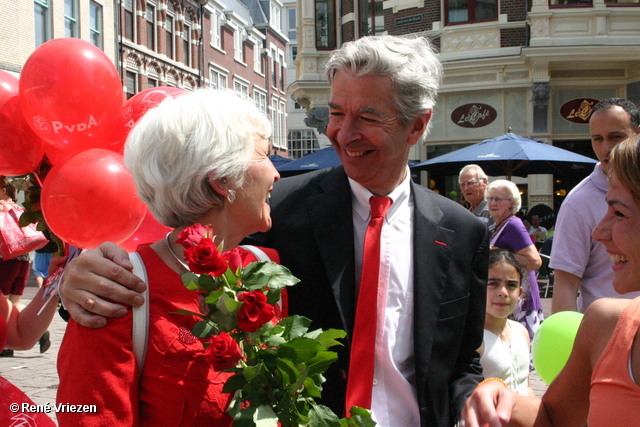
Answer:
[
  {"left": 305, "top": 168, "right": 356, "bottom": 336},
  {"left": 411, "top": 182, "right": 455, "bottom": 391}
]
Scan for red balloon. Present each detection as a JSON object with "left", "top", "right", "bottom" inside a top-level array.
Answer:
[
  {"left": 0, "top": 96, "right": 45, "bottom": 175},
  {"left": 41, "top": 149, "right": 146, "bottom": 249},
  {"left": 109, "top": 86, "right": 186, "bottom": 155},
  {"left": 19, "top": 38, "right": 124, "bottom": 165},
  {"left": 123, "top": 87, "right": 185, "bottom": 131},
  {"left": 0, "top": 70, "right": 19, "bottom": 110},
  {"left": 120, "top": 209, "right": 172, "bottom": 253}
]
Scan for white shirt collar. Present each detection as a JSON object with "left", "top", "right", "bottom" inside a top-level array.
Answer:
[{"left": 348, "top": 168, "right": 412, "bottom": 223}]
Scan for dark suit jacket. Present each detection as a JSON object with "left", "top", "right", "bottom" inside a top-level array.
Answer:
[{"left": 245, "top": 166, "right": 488, "bottom": 426}]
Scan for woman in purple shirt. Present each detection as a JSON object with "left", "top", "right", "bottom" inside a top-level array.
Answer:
[{"left": 487, "top": 180, "right": 543, "bottom": 345}]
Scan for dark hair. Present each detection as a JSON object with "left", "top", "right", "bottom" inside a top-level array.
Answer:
[
  {"left": 2, "top": 177, "right": 17, "bottom": 203},
  {"left": 488, "top": 248, "right": 529, "bottom": 288},
  {"left": 591, "top": 98, "right": 640, "bottom": 130}
]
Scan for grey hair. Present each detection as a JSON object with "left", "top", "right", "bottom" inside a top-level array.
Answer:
[
  {"left": 487, "top": 179, "right": 522, "bottom": 213},
  {"left": 459, "top": 164, "right": 488, "bottom": 183},
  {"left": 325, "top": 35, "right": 443, "bottom": 143},
  {"left": 124, "top": 89, "right": 271, "bottom": 228}
]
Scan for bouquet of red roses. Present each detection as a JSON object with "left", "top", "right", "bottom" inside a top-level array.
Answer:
[{"left": 175, "top": 224, "right": 375, "bottom": 427}]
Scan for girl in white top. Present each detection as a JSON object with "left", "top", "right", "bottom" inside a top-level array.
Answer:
[{"left": 479, "top": 249, "right": 536, "bottom": 396}]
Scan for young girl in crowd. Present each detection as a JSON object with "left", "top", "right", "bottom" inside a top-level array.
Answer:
[{"left": 479, "top": 249, "right": 535, "bottom": 397}]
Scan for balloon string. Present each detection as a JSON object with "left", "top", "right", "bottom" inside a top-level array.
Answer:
[{"left": 32, "top": 172, "right": 43, "bottom": 187}]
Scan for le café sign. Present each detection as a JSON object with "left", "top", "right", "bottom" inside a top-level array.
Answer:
[
  {"left": 451, "top": 103, "right": 497, "bottom": 128},
  {"left": 559, "top": 98, "right": 599, "bottom": 124}
]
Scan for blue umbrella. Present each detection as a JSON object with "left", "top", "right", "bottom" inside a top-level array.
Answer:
[
  {"left": 412, "top": 132, "right": 598, "bottom": 179},
  {"left": 269, "top": 154, "right": 293, "bottom": 167},
  {"left": 277, "top": 146, "right": 341, "bottom": 176}
]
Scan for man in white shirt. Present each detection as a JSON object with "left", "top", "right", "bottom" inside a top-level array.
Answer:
[
  {"left": 551, "top": 98, "right": 640, "bottom": 313},
  {"left": 528, "top": 215, "right": 547, "bottom": 243},
  {"left": 459, "top": 164, "right": 494, "bottom": 227}
]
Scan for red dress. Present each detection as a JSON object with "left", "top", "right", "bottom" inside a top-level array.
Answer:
[{"left": 57, "top": 244, "right": 280, "bottom": 426}]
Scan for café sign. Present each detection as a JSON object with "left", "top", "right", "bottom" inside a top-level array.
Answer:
[
  {"left": 560, "top": 98, "right": 599, "bottom": 124},
  {"left": 451, "top": 103, "right": 497, "bottom": 128}
]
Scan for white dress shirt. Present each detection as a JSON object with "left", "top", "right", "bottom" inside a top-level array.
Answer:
[{"left": 349, "top": 171, "right": 420, "bottom": 427}]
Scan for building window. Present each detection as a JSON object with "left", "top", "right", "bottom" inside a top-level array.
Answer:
[
  {"left": 271, "top": 98, "right": 286, "bottom": 149},
  {"left": 271, "top": 49, "right": 278, "bottom": 87},
  {"left": 253, "top": 42, "right": 262, "bottom": 73},
  {"left": 90, "top": 1, "right": 103, "bottom": 49},
  {"left": 34, "top": 0, "right": 50, "bottom": 48},
  {"left": 147, "top": 77, "right": 158, "bottom": 88},
  {"left": 279, "top": 53, "right": 285, "bottom": 91},
  {"left": 209, "top": 67, "right": 227, "bottom": 89},
  {"left": 125, "top": 71, "right": 138, "bottom": 99},
  {"left": 211, "top": 11, "right": 222, "bottom": 49},
  {"left": 446, "top": 0, "right": 497, "bottom": 24},
  {"left": 290, "top": 45, "right": 297, "bottom": 62},
  {"left": 271, "top": 2, "right": 282, "bottom": 33},
  {"left": 234, "top": 29, "right": 244, "bottom": 62},
  {"left": 315, "top": 0, "right": 335, "bottom": 49},
  {"left": 288, "top": 130, "right": 319, "bottom": 159},
  {"left": 360, "top": 0, "right": 383, "bottom": 36},
  {"left": 234, "top": 78, "right": 249, "bottom": 97},
  {"left": 146, "top": 3, "right": 156, "bottom": 51},
  {"left": 64, "top": 0, "right": 78, "bottom": 38},
  {"left": 550, "top": 0, "right": 592, "bottom": 5},
  {"left": 254, "top": 89, "right": 267, "bottom": 114},
  {"left": 183, "top": 22, "right": 191, "bottom": 67},
  {"left": 165, "top": 14, "right": 175, "bottom": 59},
  {"left": 124, "top": 0, "right": 135, "bottom": 41},
  {"left": 287, "top": 7, "right": 297, "bottom": 41}
]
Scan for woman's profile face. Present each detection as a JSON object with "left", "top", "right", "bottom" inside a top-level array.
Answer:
[
  {"left": 593, "top": 173, "right": 640, "bottom": 294},
  {"left": 230, "top": 132, "right": 280, "bottom": 236}
]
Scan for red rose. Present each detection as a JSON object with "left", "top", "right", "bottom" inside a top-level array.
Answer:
[
  {"left": 184, "top": 238, "right": 228, "bottom": 275},
  {"left": 205, "top": 332, "right": 242, "bottom": 371},
  {"left": 237, "top": 290, "right": 275, "bottom": 332},
  {"left": 176, "top": 224, "right": 208, "bottom": 249},
  {"left": 222, "top": 248, "right": 243, "bottom": 273}
]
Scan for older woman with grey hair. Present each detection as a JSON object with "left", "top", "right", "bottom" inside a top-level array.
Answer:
[
  {"left": 487, "top": 179, "right": 543, "bottom": 345},
  {"left": 56, "top": 89, "right": 281, "bottom": 426}
]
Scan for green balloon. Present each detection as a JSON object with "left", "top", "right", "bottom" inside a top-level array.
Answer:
[
  {"left": 532, "top": 311, "right": 584, "bottom": 385},
  {"left": 449, "top": 190, "right": 458, "bottom": 200}
]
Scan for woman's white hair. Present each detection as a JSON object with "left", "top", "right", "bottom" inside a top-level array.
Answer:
[
  {"left": 487, "top": 179, "right": 522, "bottom": 213},
  {"left": 325, "top": 35, "right": 443, "bottom": 143},
  {"left": 124, "top": 89, "right": 271, "bottom": 228}
]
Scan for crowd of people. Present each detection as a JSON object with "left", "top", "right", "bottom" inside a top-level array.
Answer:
[{"left": 2, "top": 33, "right": 640, "bottom": 427}]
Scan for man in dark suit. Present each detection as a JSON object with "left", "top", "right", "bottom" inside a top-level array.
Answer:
[{"left": 60, "top": 36, "right": 488, "bottom": 426}]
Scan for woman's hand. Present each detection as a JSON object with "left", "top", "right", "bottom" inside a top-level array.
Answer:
[
  {"left": 60, "top": 242, "right": 147, "bottom": 328},
  {"left": 461, "top": 381, "right": 516, "bottom": 427}
]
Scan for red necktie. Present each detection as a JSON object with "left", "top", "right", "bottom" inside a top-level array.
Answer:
[{"left": 345, "top": 196, "right": 392, "bottom": 412}]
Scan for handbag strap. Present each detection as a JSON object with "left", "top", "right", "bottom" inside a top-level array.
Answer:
[
  {"left": 130, "top": 252, "right": 150, "bottom": 372},
  {"left": 240, "top": 245, "right": 271, "bottom": 262}
]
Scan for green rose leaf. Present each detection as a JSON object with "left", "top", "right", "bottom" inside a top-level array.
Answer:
[
  {"left": 278, "top": 337, "right": 323, "bottom": 364},
  {"left": 182, "top": 271, "right": 200, "bottom": 291},
  {"left": 276, "top": 357, "right": 300, "bottom": 385},
  {"left": 253, "top": 405, "right": 279, "bottom": 427},
  {"left": 278, "top": 315, "right": 312, "bottom": 340},
  {"left": 198, "top": 273, "right": 219, "bottom": 292},
  {"left": 306, "top": 350, "right": 338, "bottom": 376},
  {"left": 303, "top": 376, "right": 322, "bottom": 398},
  {"left": 308, "top": 404, "right": 341, "bottom": 427},
  {"left": 171, "top": 309, "right": 206, "bottom": 319},
  {"left": 204, "top": 289, "right": 224, "bottom": 305},
  {"left": 314, "top": 329, "right": 346, "bottom": 349},
  {"left": 218, "top": 292, "right": 242, "bottom": 314},
  {"left": 241, "top": 261, "right": 300, "bottom": 291},
  {"left": 191, "top": 319, "right": 217, "bottom": 337},
  {"left": 343, "top": 407, "right": 377, "bottom": 427},
  {"left": 222, "top": 373, "right": 248, "bottom": 393}
]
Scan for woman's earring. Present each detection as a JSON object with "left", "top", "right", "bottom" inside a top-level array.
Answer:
[{"left": 227, "top": 190, "right": 236, "bottom": 203}]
